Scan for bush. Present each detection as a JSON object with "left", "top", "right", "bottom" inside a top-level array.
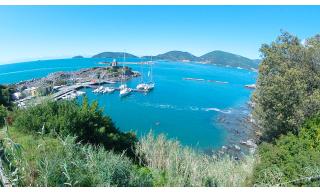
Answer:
[
  {"left": 0, "top": 84, "right": 13, "bottom": 108},
  {"left": 252, "top": 114, "right": 320, "bottom": 186},
  {"left": 253, "top": 32, "right": 320, "bottom": 141},
  {"left": 135, "top": 132, "right": 255, "bottom": 187},
  {"left": 12, "top": 98, "right": 137, "bottom": 156},
  {"left": 0, "top": 105, "right": 7, "bottom": 127}
]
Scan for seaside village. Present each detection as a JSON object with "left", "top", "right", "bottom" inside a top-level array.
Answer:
[{"left": 11, "top": 59, "right": 155, "bottom": 108}]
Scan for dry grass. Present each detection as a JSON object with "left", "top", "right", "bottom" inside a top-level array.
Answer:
[{"left": 135, "top": 131, "right": 255, "bottom": 187}]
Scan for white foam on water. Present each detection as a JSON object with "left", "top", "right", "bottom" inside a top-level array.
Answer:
[
  {"left": 140, "top": 102, "right": 232, "bottom": 114},
  {"left": 203, "top": 107, "right": 232, "bottom": 114}
]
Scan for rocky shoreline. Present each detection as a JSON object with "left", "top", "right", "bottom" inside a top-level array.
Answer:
[{"left": 206, "top": 101, "right": 260, "bottom": 159}]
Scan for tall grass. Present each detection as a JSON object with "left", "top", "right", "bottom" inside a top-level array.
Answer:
[
  {"left": 0, "top": 128, "right": 152, "bottom": 187},
  {"left": 135, "top": 132, "right": 255, "bottom": 187},
  {"left": 1, "top": 128, "right": 256, "bottom": 187}
]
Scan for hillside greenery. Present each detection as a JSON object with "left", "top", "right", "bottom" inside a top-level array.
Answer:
[
  {"left": 0, "top": 84, "right": 14, "bottom": 108},
  {"left": 252, "top": 114, "right": 320, "bottom": 186}
]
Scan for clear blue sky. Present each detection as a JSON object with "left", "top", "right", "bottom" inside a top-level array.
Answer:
[{"left": 0, "top": 6, "right": 320, "bottom": 64}]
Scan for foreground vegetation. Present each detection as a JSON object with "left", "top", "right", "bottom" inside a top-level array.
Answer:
[{"left": 1, "top": 32, "right": 320, "bottom": 187}]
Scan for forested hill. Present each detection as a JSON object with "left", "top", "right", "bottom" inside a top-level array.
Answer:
[
  {"left": 92, "top": 52, "right": 138, "bottom": 59},
  {"left": 199, "top": 50, "right": 258, "bottom": 69}
]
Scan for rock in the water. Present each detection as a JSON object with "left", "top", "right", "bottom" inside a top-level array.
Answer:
[{"left": 234, "top": 145, "right": 241, "bottom": 151}]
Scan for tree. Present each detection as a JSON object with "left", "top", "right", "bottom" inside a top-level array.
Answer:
[{"left": 252, "top": 32, "right": 320, "bottom": 141}]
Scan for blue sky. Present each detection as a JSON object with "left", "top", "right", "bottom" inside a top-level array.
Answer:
[{"left": 0, "top": 6, "right": 320, "bottom": 64}]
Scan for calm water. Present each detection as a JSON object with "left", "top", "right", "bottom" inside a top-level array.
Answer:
[{"left": 0, "top": 58, "right": 256, "bottom": 149}]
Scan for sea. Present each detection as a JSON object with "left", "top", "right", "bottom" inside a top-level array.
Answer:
[{"left": 0, "top": 58, "right": 257, "bottom": 151}]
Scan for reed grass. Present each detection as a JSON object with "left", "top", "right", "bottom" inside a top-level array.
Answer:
[{"left": 135, "top": 131, "right": 255, "bottom": 187}]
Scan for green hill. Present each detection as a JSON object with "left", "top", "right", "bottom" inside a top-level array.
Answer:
[
  {"left": 154, "top": 51, "right": 198, "bottom": 61},
  {"left": 92, "top": 52, "right": 138, "bottom": 59},
  {"left": 199, "top": 50, "right": 258, "bottom": 69}
]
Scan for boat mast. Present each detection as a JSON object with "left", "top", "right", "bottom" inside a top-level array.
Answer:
[
  {"left": 121, "top": 51, "right": 126, "bottom": 86},
  {"left": 140, "top": 57, "right": 144, "bottom": 83},
  {"left": 150, "top": 56, "right": 153, "bottom": 83}
]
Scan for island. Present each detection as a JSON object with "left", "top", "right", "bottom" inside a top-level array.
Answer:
[
  {"left": 72, "top": 55, "right": 84, "bottom": 59},
  {"left": 10, "top": 64, "right": 140, "bottom": 107}
]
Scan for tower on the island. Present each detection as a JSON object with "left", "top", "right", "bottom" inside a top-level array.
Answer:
[{"left": 111, "top": 59, "right": 118, "bottom": 67}]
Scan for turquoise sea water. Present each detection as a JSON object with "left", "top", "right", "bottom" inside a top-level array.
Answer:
[{"left": 0, "top": 58, "right": 256, "bottom": 149}]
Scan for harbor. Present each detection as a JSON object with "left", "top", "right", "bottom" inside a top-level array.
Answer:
[{"left": 11, "top": 56, "right": 156, "bottom": 107}]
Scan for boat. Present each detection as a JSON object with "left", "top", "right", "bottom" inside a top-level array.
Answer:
[
  {"left": 76, "top": 91, "right": 86, "bottom": 96},
  {"left": 104, "top": 87, "right": 115, "bottom": 93},
  {"left": 244, "top": 84, "right": 256, "bottom": 89},
  {"left": 93, "top": 86, "right": 104, "bottom": 93},
  {"left": 136, "top": 56, "right": 155, "bottom": 91},
  {"left": 120, "top": 87, "right": 132, "bottom": 97}
]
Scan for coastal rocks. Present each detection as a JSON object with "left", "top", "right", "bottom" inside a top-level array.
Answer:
[
  {"left": 240, "top": 139, "right": 257, "bottom": 154},
  {"left": 234, "top": 145, "right": 241, "bottom": 151},
  {"left": 240, "top": 139, "right": 257, "bottom": 148}
]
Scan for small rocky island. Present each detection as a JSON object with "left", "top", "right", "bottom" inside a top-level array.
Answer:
[{"left": 11, "top": 63, "right": 140, "bottom": 107}]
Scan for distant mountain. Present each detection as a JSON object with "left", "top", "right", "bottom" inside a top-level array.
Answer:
[
  {"left": 153, "top": 51, "right": 198, "bottom": 62},
  {"left": 72, "top": 55, "right": 84, "bottom": 59},
  {"left": 199, "top": 50, "right": 258, "bottom": 69},
  {"left": 92, "top": 50, "right": 259, "bottom": 70},
  {"left": 92, "top": 52, "right": 138, "bottom": 59}
]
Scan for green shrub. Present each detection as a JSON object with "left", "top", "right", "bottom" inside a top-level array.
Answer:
[
  {"left": 135, "top": 132, "right": 255, "bottom": 187},
  {"left": 0, "top": 105, "right": 7, "bottom": 127},
  {"left": 252, "top": 114, "right": 320, "bottom": 186},
  {"left": 0, "top": 84, "right": 13, "bottom": 107},
  {"left": 12, "top": 98, "right": 137, "bottom": 156}
]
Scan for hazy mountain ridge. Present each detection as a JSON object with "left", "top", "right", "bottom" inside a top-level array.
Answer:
[{"left": 87, "top": 50, "right": 260, "bottom": 70}]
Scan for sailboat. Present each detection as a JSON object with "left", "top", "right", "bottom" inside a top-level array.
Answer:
[
  {"left": 119, "top": 52, "right": 132, "bottom": 97},
  {"left": 136, "top": 56, "right": 155, "bottom": 91}
]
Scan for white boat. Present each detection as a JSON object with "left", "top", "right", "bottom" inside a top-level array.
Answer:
[
  {"left": 136, "top": 83, "right": 148, "bottom": 90},
  {"left": 93, "top": 86, "right": 104, "bottom": 93},
  {"left": 104, "top": 87, "right": 115, "bottom": 93},
  {"left": 244, "top": 84, "right": 256, "bottom": 89},
  {"left": 76, "top": 91, "right": 86, "bottom": 96},
  {"left": 119, "top": 87, "right": 131, "bottom": 97},
  {"left": 145, "top": 83, "right": 155, "bottom": 90},
  {"left": 119, "top": 84, "right": 127, "bottom": 90},
  {"left": 136, "top": 56, "right": 155, "bottom": 92}
]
